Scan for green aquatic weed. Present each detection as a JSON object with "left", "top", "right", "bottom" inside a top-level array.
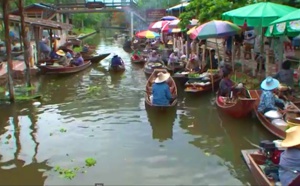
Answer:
[
  {"left": 85, "top": 158, "right": 97, "bottom": 167},
  {"left": 60, "top": 128, "right": 67, "bottom": 133},
  {"left": 87, "top": 86, "right": 101, "bottom": 94}
]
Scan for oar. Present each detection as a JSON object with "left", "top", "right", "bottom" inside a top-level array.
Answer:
[{"left": 244, "top": 137, "right": 262, "bottom": 149}]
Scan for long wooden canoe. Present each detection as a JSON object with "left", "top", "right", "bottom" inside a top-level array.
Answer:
[
  {"left": 38, "top": 60, "right": 91, "bottom": 75},
  {"left": 242, "top": 149, "right": 300, "bottom": 186},
  {"left": 143, "top": 61, "right": 169, "bottom": 79},
  {"left": 84, "top": 53, "right": 110, "bottom": 63},
  {"left": 248, "top": 89, "right": 286, "bottom": 139},
  {"left": 216, "top": 91, "right": 257, "bottom": 118},
  {"left": 145, "top": 69, "right": 178, "bottom": 109},
  {"left": 241, "top": 149, "right": 274, "bottom": 186}
]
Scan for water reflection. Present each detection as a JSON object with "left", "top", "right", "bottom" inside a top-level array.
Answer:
[
  {"left": 146, "top": 108, "right": 176, "bottom": 142},
  {"left": 0, "top": 103, "right": 51, "bottom": 185}
]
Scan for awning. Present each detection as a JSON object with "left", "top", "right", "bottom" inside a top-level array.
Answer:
[{"left": 166, "top": 2, "right": 189, "bottom": 11}]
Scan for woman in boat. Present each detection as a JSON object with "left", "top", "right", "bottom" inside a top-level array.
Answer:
[
  {"left": 55, "top": 50, "right": 69, "bottom": 66},
  {"left": 110, "top": 54, "right": 124, "bottom": 68},
  {"left": 71, "top": 53, "right": 84, "bottom": 67},
  {"left": 148, "top": 50, "right": 161, "bottom": 62},
  {"left": 186, "top": 52, "right": 200, "bottom": 72},
  {"left": 273, "top": 60, "right": 294, "bottom": 88},
  {"left": 279, "top": 125, "right": 300, "bottom": 186},
  {"left": 168, "top": 48, "right": 179, "bottom": 66},
  {"left": 257, "top": 76, "right": 285, "bottom": 113},
  {"left": 218, "top": 67, "right": 244, "bottom": 97},
  {"left": 151, "top": 72, "right": 173, "bottom": 106}
]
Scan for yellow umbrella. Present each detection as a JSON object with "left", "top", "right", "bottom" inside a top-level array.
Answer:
[{"left": 187, "top": 26, "right": 196, "bottom": 35}]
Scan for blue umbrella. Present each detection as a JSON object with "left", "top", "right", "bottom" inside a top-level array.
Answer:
[{"left": 160, "top": 16, "right": 178, "bottom": 21}]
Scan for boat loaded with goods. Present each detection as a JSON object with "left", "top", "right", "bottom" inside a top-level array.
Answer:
[{"left": 184, "top": 70, "right": 221, "bottom": 93}]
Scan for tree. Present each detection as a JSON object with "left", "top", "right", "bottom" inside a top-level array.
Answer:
[
  {"left": 17, "top": 0, "right": 32, "bottom": 87},
  {"left": 2, "top": 0, "right": 15, "bottom": 102}
]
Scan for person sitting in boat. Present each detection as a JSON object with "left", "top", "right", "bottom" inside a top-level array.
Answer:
[
  {"left": 186, "top": 52, "right": 200, "bottom": 72},
  {"left": 257, "top": 76, "right": 285, "bottom": 114},
  {"left": 180, "top": 55, "right": 187, "bottom": 65},
  {"left": 218, "top": 67, "right": 244, "bottom": 98},
  {"left": 148, "top": 50, "right": 161, "bottom": 63},
  {"left": 132, "top": 50, "right": 141, "bottom": 60},
  {"left": 55, "top": 50, "right": 69, "bottom": 66},
  {"left": 279, "top": 125, "right": 300, "bottom": 186},
  {"left": 152, "top": 72, "right": 173, "bottom": 106},
  {"left": 71, "top": 53, "right": 84, "bottom": 67},
  {"left": 111, "top": 54, "right": 124, "bottom": 68},
  {"left": 39, "top": 37, "right": 51, "bottom": 58},
  {"left": 204, "top": 49, "right": 218, "bottom": 71},
  {"left": 168, "top": 48, "right": 179, "bottom": 66},
  {"left": 82, "top": 44, "right": 89, "bottom": 53},
  {"left": 273, "top": 60, "right": 294, "bottom": 88}
]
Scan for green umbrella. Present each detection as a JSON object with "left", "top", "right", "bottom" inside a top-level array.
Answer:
[
  {"left": 267, "top": 9, "right": 300, "bottom": 36},
  {"left": 222, "top": 2, "right": 297, "bottom": 27}
]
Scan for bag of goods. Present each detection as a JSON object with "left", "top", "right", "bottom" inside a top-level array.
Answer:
[
  {"left": 271, "top": 119, "right": 288, "bottom": 130},
  {"left": 264, "top": 110, "right": 282, "bottom": 119}
]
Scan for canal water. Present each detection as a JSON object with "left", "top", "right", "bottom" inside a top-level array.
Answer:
[{"left": 0, "top": 32, "right": 276, "bottom": 185}]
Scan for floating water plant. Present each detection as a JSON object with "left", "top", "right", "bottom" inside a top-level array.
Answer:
[
  {"left": 60, "top": 128, "right": 67, "bottom": 133},
  {"left": 54, "top": 158, "right": 96, "bottom": 179},
  {"left": 87, "top": 86, "right": 101, "bottom": 94},
  {"left": 85, "top": 158, "right": 97, "bottom": 167}
]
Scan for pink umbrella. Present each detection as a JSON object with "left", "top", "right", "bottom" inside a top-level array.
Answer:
[{"left": 149, "top": 20, "right": 170, "bottom": 29}]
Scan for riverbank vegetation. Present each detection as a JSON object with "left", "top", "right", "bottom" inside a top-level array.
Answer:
[{"left": 179, "top": 0, "right": 300, "bottom": 27}]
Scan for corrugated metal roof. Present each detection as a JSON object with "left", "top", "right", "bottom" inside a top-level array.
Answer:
[{"left": 0, "top": 14, "right": 73, "bottom": 30}]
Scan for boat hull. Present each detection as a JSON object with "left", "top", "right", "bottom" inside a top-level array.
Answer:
[
  {"left": 109, "top": 65, "right": 125, "bottom": 72},
  {"left": 216, "top": 94, "right": 257, "bottom": 118},
  {"left": 38, "top": 60, "right": 91, "bottom": 75},
  {"left": 241, "top": 149, "right": 273, "bottom": 186},
  {"left": 248, "top": 89, "right": 286, "bottom": 139},
  {"left": 84, "top": 53, "right": 110, "bottom": 63}
]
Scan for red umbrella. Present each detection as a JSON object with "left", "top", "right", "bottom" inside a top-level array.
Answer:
[{"left": 149, "top": 20, "right": 170, "bottom": 30}]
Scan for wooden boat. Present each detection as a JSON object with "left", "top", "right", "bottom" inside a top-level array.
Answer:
[
  {"left": 241, "top": 149, "right": 300, "bottom": 186},
  {"left": 143, "top": 61, "right": 169, "bottom": 79},
  {"left": 216, "top": 90, "right": 257, "bottom": 118},
  {"left": 241, "top": 149, "right": 274, "bottom": 186},
  {"left": 248, "top": 89, "right": 286, "bottom": 139},
  {"left": 37, "top": 60, "right": 91, "bottom": 75},
  {"left": 83, "top": 53, "right": 110, "bottom": 63},
  {"left": 130, "top": 54, "right": 145, "bottom": 64},
  {"left": 145, "top": 69, "right": 178, "bottom": 109},
  {"left": 184, "top": 73, "right": 221, "bottom": 93},
  {"left": 109, "top": 65, "right": 125, "bottom": 72}
]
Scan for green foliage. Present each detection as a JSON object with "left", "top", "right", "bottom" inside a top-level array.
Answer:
[
  {"left": 179, "top": 0, "right": 300, "bottom": 29},
  {"left": 137, "top": 0, "right": 181, "bottom": 10}
]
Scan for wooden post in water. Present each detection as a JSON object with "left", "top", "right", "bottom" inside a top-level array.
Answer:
[
  {"left": 18, "top": 0, "right": 32, "bottom": 87},
  {"left": 2, "top": 0, "right": 15, "bottom": 101}
]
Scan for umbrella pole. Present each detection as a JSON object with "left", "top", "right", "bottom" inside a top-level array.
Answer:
[
  {"left": 209, "top": 49, "right": 214, "bottom": 92},
  {"left": 215, "top": 38, "right": 221, "bottom": 63}
]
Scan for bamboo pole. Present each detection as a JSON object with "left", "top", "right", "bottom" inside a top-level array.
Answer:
[
  {"left": 2, "top": 0, "right": 15, "bottom": 102},
  {"left": 18, "top": 0, "right": 32, "bottom": 87},
  {"left": 209, "top": 50, "right": 214, "bottom": 92}
]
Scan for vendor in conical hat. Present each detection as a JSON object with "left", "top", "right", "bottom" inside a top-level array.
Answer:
[
  {"left": 278, "top": 126, "right": 300, "bottom": 186},
  {"left": 257, "top": 76, "right": 285, "bottom": 114},
  {"left": 55, "top": 49, "right": 68, "bottom": 66},
  {"left": 151, "top": 72, "right": 172, "bottom": 106}
]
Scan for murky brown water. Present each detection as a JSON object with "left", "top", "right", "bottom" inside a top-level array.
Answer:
[{"left": 0, "top": 33, "right": 277, "bottom": 185}]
